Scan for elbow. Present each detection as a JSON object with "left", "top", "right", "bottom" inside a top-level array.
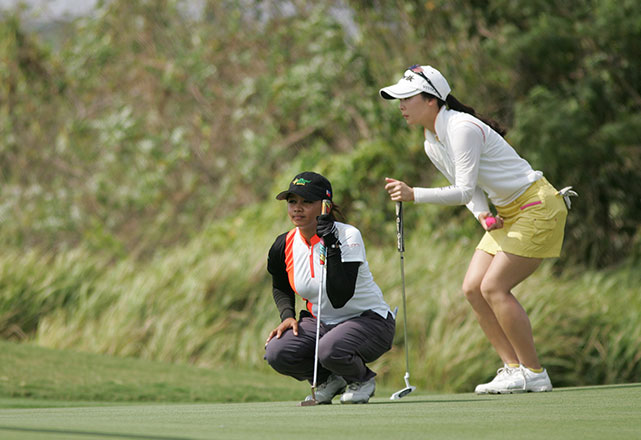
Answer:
[
  {"left": 329, "top": 297, "right": 349, "bottom": 309},
  {"left": 460, "top": 187, "right": 476, "bottom": 205},
  {"left": 326, "top": 283, "right": 356, "bottom": 309},
  {"left": 327, "top": 288, "right": 351, "bottom": 309}
]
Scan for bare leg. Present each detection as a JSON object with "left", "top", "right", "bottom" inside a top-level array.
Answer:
[
  {"left": 479, "top": 251, "right": 543, "bottom": 369},
  {"left": 462, "top": 250, "right": 519, "bottom": 365}
]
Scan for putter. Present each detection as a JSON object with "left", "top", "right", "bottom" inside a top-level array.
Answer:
[
  {"left": 299, "top": 199, "right": 332, "bottom": 407},
  {"left": 390, "top": 202, "right": 417, "bottom": 400}
]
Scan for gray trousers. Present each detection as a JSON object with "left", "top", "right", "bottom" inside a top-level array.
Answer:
[{"left": 264, "top": 310, "right": 395, "bottom": 384}]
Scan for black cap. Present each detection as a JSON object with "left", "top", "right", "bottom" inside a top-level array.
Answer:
[{"left": 275, "top": 171, "right": 333, "bottom": 201}]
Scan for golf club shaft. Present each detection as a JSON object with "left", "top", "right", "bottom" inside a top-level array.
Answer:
[
  {"left": 311, "top": 199, "right": 332, "bottom": 390},
  {"left": 396, "top": 202, "right": 411, "bottom": 379}
]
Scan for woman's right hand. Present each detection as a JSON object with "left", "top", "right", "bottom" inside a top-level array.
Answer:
[
  {"left": 384, "top": 177, "right": 415, "bottom": 202},
  {"left": 265, "top": 317, "right": 299, "bottom": 346}
]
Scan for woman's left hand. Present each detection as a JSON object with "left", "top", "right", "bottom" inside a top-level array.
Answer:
[
  {"left": 479, "top": 212, "right": 503, "bottom": 231},
  {"left": 265, "top": 317, "right": 298, "bottom": 347},
  {"left": 385, "top": 177, "right": 414, "bottom": 202}
]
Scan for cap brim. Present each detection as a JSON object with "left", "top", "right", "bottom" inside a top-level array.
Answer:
[
  {"left": 275, "top": 189, "right": 324, "bottom": 201},
  {"left": 379, "top": 83, "right": 423, "bottom": 100}
]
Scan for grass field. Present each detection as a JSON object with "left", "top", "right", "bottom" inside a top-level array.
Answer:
[
  {"left": 0, "top": 340, "right": 304, "bottom": 404},
  {"left": 1, "top": 385, "right": 640, "bottom": 440},
  {"left": 2, "top": 341, "right": 640, "bottom": 439}
]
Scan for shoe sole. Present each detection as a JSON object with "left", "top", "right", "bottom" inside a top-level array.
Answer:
[
  {"left": 308, "top": 386, "right": 347, "bottom": 404},
  {"left": 340, "top": 391, "right": 374, "bottom": 404},
  {"left": 340, "top": 398, "right": 370, "bottom": 404},
  {"left": 489, "top": 389, "right": 525, "bottom": 394},
  {"left": 486, "top": 388, "right": 553, "bottom": 394}
]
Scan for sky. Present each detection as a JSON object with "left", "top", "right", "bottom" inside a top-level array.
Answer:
[
  {"left": 1, "top": 1, "right": 357, "bottom": 40},
  {"left": 0, "top": 0, "right": 213, "bottom": 24},
  {"left": 0, "top": 0, "right": 98, "bottom": 21}
]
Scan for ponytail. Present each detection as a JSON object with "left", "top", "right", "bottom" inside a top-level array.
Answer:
[
  {"left": 446, "top": 95, "right": 508, "bottom": 137},
  {"left": 422, "top": 92, "right": 508, "bottom": 137}
]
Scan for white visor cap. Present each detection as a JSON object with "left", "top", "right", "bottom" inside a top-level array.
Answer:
[{"left": 379, "top": 65, "right": 451, "bottom": 100}]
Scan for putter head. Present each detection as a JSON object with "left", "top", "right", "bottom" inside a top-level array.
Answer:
[
  {"left": 298, "top": 398, "right": 318, "bottom": 407},
  {"left": 390, "top": 385, "right": 416, "bottom": 400},
  {"left": 298, "top": 387, "right": 318, "bottom": 406}
]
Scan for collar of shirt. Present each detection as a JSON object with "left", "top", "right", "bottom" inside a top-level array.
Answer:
[{"left": 434, "top": 106, "right": 451, "bottom": 142}]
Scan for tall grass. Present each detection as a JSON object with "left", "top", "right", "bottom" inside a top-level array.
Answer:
[
  {"left": 2, "top": 202, "right": 640, "bottom": 392},
  {"left": 375, "top": 223, "right": 641, "bottom": 390},
  {"left": 28, "top": 203, "right": 290, "bottom": 369}
]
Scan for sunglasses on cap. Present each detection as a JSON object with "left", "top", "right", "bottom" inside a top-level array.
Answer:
[{"left": 408, "top": 64, "right": 443, "bottom": 100}]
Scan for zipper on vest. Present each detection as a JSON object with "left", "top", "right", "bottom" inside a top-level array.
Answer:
[{"left": 309, "top": 244, "right": 315, "bottom": 278}]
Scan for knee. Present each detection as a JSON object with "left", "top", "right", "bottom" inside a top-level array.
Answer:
[
  {"left": 462, "top": 278, "right": 482, "bottom": 304},
  {"left": 264, "top": 340, "right": 294, "bottom": 371},
  {"left": 263, "top": 342, "right": 280, "bottom": 367},
  {"left": 479, "top": 279, "right": 504, "bottom": 305}
]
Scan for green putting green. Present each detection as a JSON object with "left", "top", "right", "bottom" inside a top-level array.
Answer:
[{"left": 1, "top": 384, "right": 639, "bottom": 440}]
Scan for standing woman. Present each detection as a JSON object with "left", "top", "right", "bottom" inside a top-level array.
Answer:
[
  {"left": 380, "top": 65, "right": 572, "bottom": 394},
  {"left": 264, "top": 172, "right": 395, "bottom": 404}
]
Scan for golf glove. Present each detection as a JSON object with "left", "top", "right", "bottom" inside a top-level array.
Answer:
[
  {"left": 316, "top": 214, "right": 339, "bottom": 247},
  {"left": 557, "top": 186, "right": 578, "bottom": 210}
]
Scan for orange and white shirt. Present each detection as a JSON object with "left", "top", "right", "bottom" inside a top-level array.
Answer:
[{"left": 268, "top": 222, "right": 391, "bottom": 325}]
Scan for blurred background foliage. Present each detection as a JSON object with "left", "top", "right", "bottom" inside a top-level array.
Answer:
[
  {"left": 2, "top": 0, "right": 639, "bottom": 265},
  {"left": 1, "top": 0, "right": 640, "bottom": 391},
  {"left": 2, "top": 0, "right": 640, "bottom": 265}
]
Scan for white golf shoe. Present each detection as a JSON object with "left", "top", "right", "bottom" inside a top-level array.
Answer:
[
  {"left": 304, "top": 374, "right": 346, "bottom": 404},
  {"left": 475, "top": 365, "right": 553, "bottom": 394},
  {"left": 474, "top": 365, "right": 520, "bottom": 394},
  {"left": 522, "top": 367, "right": 553, "bottom": 392},
  {"left": 340, "top": 377, "right": 376, "bottom": 404}
]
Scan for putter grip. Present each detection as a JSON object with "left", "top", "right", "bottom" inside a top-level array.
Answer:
[
  {"left": 321, "top": 199, "right": 331, "bottom": 216},
  {"left": 319, "top": 199, "right": 332, "bottom": 265},
  {"left": 396, "top": 202, "right": 404, "bottom": 253}
]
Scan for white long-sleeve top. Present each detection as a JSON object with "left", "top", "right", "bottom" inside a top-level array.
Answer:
[{"left": 413, "top": 106, "right": 542, "bottom": 219}]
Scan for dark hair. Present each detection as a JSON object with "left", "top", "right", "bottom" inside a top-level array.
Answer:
[
  {"left": 329, "top": 202, "right": 346, "bottom": 223},
  {"left": 421, "top": 92, "right": 507, "bottom": 137}
]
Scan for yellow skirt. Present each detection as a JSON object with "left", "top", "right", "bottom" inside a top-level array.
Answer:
[{"left": 477, "top": 177, "right": 568, "bottom": 259}]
